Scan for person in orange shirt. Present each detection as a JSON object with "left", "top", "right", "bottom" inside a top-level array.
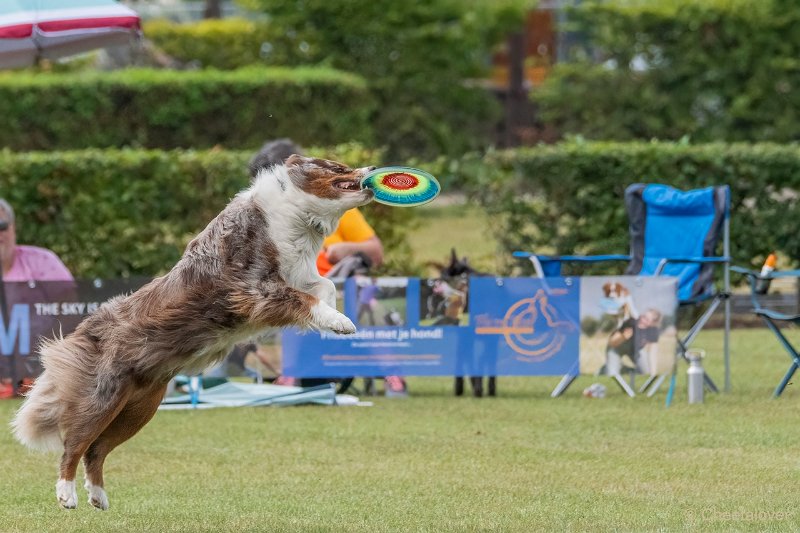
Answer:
[
  {"left": 317, "top": 207, "right": 384, "bottom": 276},
  {"left": 250, "top": 139, "right": 407, "bottom": 397}
]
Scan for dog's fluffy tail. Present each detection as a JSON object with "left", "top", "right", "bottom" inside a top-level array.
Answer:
[{"left": 10, "top": 338, "right": 74, "bottom": 453}]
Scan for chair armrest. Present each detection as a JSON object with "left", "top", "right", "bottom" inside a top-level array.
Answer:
[
  {"left": 731, "top": 266, "right": 800, "bottom": 280},
  {"left": 731, "top": 265, "right": 800, "bottom": 309},
  {"left": 513, "top": 251, "right": 630, "bottom": 278},
  {"left": 654, "top": 256, "right": 731, "bottom": 275},
  {"left": 513, "top": 251, "right": 630, "bottom": 263}
]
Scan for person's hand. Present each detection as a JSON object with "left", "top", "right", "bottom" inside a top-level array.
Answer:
[{"left": 324, "top": 243, "right": 350, "bottom": 264}]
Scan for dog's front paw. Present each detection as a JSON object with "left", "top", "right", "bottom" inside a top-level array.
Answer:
[
  {"left": 328, "top": 314, "right": 357, "bottom": 335},
  {"left": 56, "top": 479, "right": 77, "bottom": 509},
  {"left": 311, "top": 303, "right": 357, "bottom": 335}
]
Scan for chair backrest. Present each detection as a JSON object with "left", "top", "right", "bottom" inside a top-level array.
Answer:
[{"left": 625, "top": 184, "right": 729, "bottom": 301}]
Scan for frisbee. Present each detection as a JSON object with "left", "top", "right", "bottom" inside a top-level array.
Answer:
[{"left": 361, "top": 167, "right": 441, "bottom": 207}]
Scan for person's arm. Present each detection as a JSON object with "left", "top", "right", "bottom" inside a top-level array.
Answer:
[
  {"left": 325, "top": 236, "right": 384, "bottom": 268},
  {"left": 607, "top": 326, "right": 633, "bottom": 348}
]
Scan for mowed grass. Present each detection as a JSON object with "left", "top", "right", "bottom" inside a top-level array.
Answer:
[
  {"left": 1, "top": 328, "right": 799, "bottom": 532},
  {"left": 408, "top": 200, "right": 502, "bottom": 275}
]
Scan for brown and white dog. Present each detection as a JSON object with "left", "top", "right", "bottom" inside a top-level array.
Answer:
[
  {"left": 601, "top": 281, "right": 639, "bottom": 328},
  {"left": 11, "top": 155, "right": 374, "bottom": 510}
]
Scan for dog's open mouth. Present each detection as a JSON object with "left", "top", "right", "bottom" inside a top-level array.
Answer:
[{"left": 333, "top": 179, "right": 362, "bottom": 192}]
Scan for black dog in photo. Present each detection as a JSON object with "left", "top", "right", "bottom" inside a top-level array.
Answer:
[{"left": 429, "top": 248, "right": 496, "bottom": 398}]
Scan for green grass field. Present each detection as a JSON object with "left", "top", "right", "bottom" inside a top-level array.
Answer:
[
  {"left": 2, "top": 203, "right": 799, "bottom": 532},
  {"left": 409, "top": 201, "right": 502, "bottom": 275},
  {"left": 1, "top": 328, "right": 799, "bottom": 532}
]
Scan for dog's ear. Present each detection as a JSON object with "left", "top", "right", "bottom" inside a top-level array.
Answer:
[
  {"left": 602, "top": 282, "right": 611, "bottom": 296},
  {"left": 284, "top": 154, "right": 309, "bottom": 168}
]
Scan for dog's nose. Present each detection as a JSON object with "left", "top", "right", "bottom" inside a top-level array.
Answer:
[{"left": 367, "top": 166, "right": 377, "bottom": 172}]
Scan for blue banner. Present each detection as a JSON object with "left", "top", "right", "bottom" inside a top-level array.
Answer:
[
  {"left": 282, "top": 276, "right": 587, "bottom": 378},
  {"left": 282, "top": 275, "right": 677, "bottom": 378}
]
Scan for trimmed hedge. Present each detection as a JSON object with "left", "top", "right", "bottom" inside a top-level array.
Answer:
[
  {"left": 238, "top": 0, "right": 522, "bottom": 159},
  {"left": 535, "top": 0, "right": 800, "bottom": 143},
  {"left": 0, "top": 67, "right": 373, "bottom": 151},
  {"left": 9, "top": 141, "right": 796, "bottom": 280},
  {"left": 143, "top": 18, "right": 309, "bottom": 69},
  {"left": 462, "top": 141, "right": 800, "bottom": 274},
  {"left": 0, "top": 144, "right": 414, "bottom": 278}
]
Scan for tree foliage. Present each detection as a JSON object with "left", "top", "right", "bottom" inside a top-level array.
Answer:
[
  {"left": 238, "top": 0, "right": 525, "bottom": 158},
  {"left": 535, "top": 0, "right": 800, "bottom": 143}
]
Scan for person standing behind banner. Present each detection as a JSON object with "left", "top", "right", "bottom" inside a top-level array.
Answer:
[
  {"left": 0, "top": 199, "right": 73, "bottom": 283},
  {"left": 250, "top": 139, "right": 407, "bottom": 397},
  {"left": 0, "top": 198, "right": 74, "bottom": 398}
]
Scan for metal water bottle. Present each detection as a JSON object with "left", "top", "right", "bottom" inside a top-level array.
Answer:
[{"left": 686, "top": 350, "right": 705, "bottom": 404}]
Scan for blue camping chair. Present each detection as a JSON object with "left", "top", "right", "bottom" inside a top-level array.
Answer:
[
  {"left": 731, "top": 265, "right": 800, "bottom": 397},
  {"left": 515, "top": 184, "right": 732, "bottom": 401}
]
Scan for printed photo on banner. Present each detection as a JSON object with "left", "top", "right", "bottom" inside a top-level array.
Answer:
[
  {"left": 578, "top": 276, "right": 677, "bottom": 377},
  {"left": 354, "top": 276, "right": 407, "bottom": 327},
  {"left": 419, "top": 277, "right": 469, "bottom": 326}
]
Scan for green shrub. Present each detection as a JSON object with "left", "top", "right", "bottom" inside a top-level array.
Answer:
[
  {"left": 535, "top": 0, "right": 800, "bottom": 142},
  {"left": 143, "top": 18, "right": 311, "bottom": 69},
  {"left": 0, "top": 67, "right": 373, "bottom": 151},
  {"left": 239, "top": 0, "right": 524, "bottom": 158},
  {"left": 0, "top": 145, "right": 414, "bottom": 278},
  {"left": 463, "top": 141, "right": 800, "bottom": 274}
]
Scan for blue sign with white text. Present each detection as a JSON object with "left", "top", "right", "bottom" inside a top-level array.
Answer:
[{"left": 282, "top": 276, "right": 585, "bottom": 377}]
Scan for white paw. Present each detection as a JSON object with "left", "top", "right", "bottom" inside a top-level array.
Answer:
[
  {"left": 311, "top": 303, "right": 356, "bottom": 334},
  {"left": 56, "top": 479, "right": 77, "bottom": 509},
  {"left": 85, "top": 481, "right": 109, "bottom": 510}
]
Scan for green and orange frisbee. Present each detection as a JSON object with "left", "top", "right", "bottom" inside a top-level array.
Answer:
[{"left": 361, "top": 167, "right": 441, "bottom": 207}]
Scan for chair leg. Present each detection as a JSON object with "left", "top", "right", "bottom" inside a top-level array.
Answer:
[
  {"left": 646, "top": 374, "right": 667, "bottom": 397},
  {"left": 551, "top": 374, "right": 577, "bottom": 398},
  {"left": 762, "top": 317, "right": 800, "bottom": 398},
  {"left": 612, "top": 374, "right": 636, "bottom": 397},
  {"left": 638, "top": 374, "right": 658, "bottom": 394},
  {"left": 678, "top": 298, "right": 722, "bottom": 394},
  {"left": 774, "top": 361, "right": 799, "bottom": 398}
]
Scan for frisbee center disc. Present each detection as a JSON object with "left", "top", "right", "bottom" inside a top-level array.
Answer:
[{"left": 381, "top": 172, "right": 419, "bottom": 191}]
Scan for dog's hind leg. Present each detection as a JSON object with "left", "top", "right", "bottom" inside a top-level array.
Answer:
[
  {"left": 56, "top": 383, "right": 133, "bottom": 509},
  {"left": 83, "top": 383, "right": 167, "bottom": 510}
]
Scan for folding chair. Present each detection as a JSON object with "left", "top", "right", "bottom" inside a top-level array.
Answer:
[
  {"left": 515, "top": 184, "right": 732, "bottom": 401},
  {"left": 731, "top": 266, "right": 800, "bottom": 397}
]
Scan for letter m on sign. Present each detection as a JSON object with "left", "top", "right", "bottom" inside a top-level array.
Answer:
[{"left": 1, "top": 304, "right": 30, "bottom": 356}]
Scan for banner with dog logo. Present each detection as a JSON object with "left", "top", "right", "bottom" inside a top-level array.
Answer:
[
  {"left": 0, "top": 275, "right": 678, "bottom": 392},
  {"left": 283, "top": 276, "right": 677, "bottom": 378}
]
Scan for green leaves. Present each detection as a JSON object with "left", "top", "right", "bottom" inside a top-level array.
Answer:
[
  {"left": 0, "top": 145, "right": 413, "bottom": 279},
  {"left": 462, "top": 141, "right": 800, "bottom": 274},
  {"left": 536, "top": 0, "right": 798, "bottom": 144},
  {"left": 0, "top": 68, "right": 373, "bottom": 151}
]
